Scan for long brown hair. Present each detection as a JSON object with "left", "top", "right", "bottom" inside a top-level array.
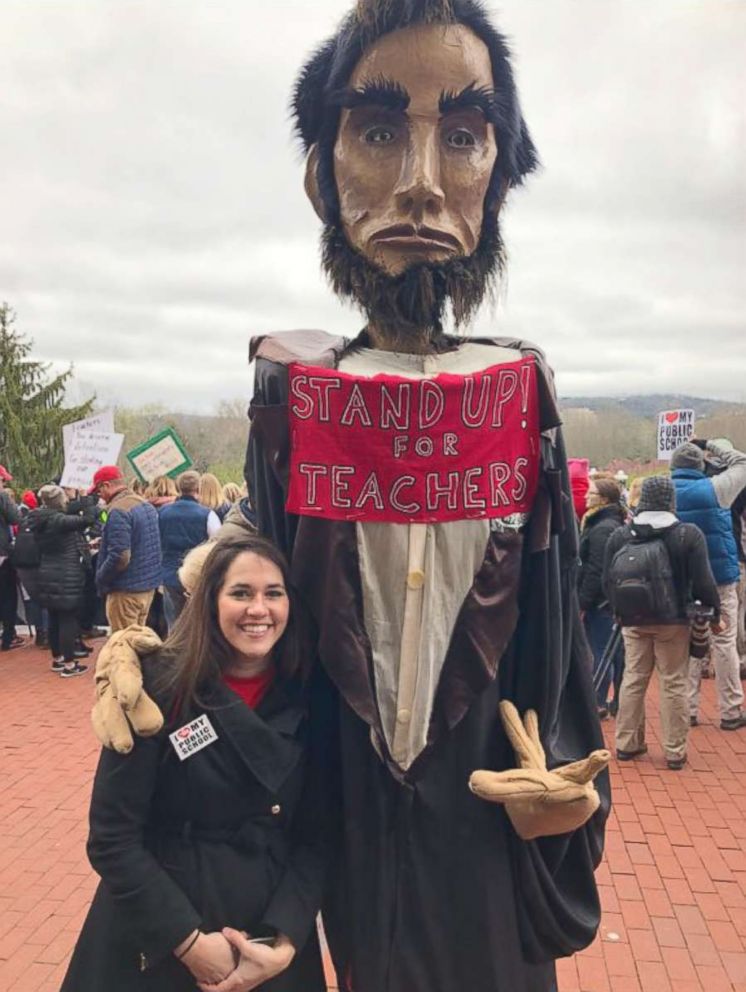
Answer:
[
  {"left": 593, "top": 478, "right": 623, "bottom": 505},
  {"left": 156, "top": 535, "right": 310, "bottom": 714}
]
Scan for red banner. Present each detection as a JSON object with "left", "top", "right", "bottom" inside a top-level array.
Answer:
[{"left": 286, "top": 357, "right": 541, "bottom": 524}]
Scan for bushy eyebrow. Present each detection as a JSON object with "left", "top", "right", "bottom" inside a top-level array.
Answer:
[
  {"left": 439, "top": 83, "right": 496, "bottom": 118},
  {"left": 331, "top": 75, "right": 410, "bottom": 112}
]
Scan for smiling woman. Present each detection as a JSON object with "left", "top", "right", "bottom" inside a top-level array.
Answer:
[
  {"left": 217, "top": 551, "right": 291, "bottom": 674},
  {"left": 60, "top": 535, "right": 335, "bottom": 992},
  {"left": 159, "top": 536, "right": 310, "bottom": 710}
]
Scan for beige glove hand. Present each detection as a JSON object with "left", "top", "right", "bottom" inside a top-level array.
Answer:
[
  {"left": 468, "top": 701, "right": 610, "bottom": 840},
  {"left": 91, "top": 625, "right": 165, "bottom": 753}
]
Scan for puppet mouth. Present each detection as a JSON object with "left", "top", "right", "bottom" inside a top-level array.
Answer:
[{"left": 371, "top": 224, "right": 461, "bottom": 252}]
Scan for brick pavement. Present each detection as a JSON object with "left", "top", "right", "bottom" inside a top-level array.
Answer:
[{"left": 1, "top": 638, "right": 745, "bottom": 991}]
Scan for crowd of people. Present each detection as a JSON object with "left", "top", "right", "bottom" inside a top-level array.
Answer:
[
  {"left": 0, "top": 462, "right": 254, "bottom": 676},
  {"left": 3, "top": 437, "right": 746, "bottom": 987},
  {"left": 4, "top": 444, "right": 745, "bottom": 747},
  {"left": 572, "top": 438, "right": 746, "bottom": 771}
]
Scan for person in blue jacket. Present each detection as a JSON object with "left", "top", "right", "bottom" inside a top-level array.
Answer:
[
  {"left": 158, "top": 470, "right": 221, "bottom": 629},
  {"left": 92, "top": 465, "right": 162, "bottom": 632},
  {"left": 671, "top": 439, "right": 746, "bottom": 730}
]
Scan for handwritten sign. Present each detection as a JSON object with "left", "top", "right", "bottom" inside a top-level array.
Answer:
[
  {"left": 657, "top": 409, "right": 695, "bottom": 461},
  {"left": 63, "top": 410, "right": 114, "bottom": 461},
  {"left": 60, "top": 431, "right": 124, "bottom": 490},
  {"left": 127, "top": 428, "right": 192, "bottom": 483},
  {"left": 286, "top": 357, "right": 541, "bottom": 524}
]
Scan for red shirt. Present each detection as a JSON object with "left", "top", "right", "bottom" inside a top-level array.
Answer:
[{"left": 223, "top": 668, "right": 274, "bottom": 710}]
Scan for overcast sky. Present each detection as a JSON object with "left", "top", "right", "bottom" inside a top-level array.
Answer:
[{"left": 2, "top": 1, "right": 744, "bottom": 413}]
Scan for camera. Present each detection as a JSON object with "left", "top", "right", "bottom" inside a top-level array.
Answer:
[{"left": 686, "top": 601, "right": 715, "bottom": 622}]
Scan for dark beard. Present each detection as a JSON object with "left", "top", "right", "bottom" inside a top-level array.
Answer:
[{"left": 320, "top": 212, "right": 505, "bottom": 349}]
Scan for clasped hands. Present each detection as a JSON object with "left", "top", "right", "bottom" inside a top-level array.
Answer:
[
  {"left": 469, "top": 701, "right": 610, "bottom": 840},
  {"left": 177, "top": 928, "right": 295, "bottom": 992}
]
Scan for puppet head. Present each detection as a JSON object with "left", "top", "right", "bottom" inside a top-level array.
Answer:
[{"left": 294, "top": 0, "right": 537, "bottom": 344}]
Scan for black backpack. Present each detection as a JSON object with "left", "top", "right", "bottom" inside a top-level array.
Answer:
[
  {"left": 607, "top": 528, "right": 679, "bottom": 625},
  {"left": 10, "top": 519, "right": 41, "bottom": 569}
]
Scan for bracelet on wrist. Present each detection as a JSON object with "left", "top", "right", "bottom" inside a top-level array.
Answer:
[{"left": 175, "top": 931, "right": 200, "bottom": 960}]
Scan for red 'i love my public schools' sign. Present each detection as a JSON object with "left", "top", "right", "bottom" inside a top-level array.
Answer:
[{"left": 285, "top": 356, "right": 541, "bottom": 524}]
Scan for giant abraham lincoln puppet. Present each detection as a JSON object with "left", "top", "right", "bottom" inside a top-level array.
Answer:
[{"left": 93, "top": 2, "right": 610, "bottom": 990}]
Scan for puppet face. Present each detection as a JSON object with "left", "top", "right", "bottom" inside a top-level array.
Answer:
[
  {"left": 218, "top": 552, "right": 290, "bottom": 672},
  {"left": 333, "top": 23, "right": 498, "bottom": 277}
]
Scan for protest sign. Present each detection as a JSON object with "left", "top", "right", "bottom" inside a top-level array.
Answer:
[
  {"left": 657, "top": 409, "right": 695, "bottom": 461},
  {"left": 286, "top": 357, "right": 541, "bottom": 524},
  {"left": 60, "top": 431, "right": 124, "bottom": 490},
  {"left": 127, "top": 428, "right": 192, "bottom": 483},
  {"left": 63, "top": 410, "right": 115, "bottom": 460}
]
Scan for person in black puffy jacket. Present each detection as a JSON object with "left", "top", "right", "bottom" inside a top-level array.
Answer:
[
  {"left": 26, "top": 485, "right": 97, "bottom": 677},
  {"left": 579, "top": 477, "right": 626, "bottom": 715}
]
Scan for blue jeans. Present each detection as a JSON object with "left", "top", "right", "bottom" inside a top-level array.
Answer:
[{"left": 584, "top": 606, "right": 619, "bottom": 708}]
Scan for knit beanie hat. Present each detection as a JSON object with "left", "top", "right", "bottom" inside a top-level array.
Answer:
[
  {"left": 637, "top": 476, "right": 676, "bottom": 514},
  {"left": 670, "top": 442, "right": 705, "bottom": 472}
]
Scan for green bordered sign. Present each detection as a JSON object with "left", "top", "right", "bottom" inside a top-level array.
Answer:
[{"left": 126, "top": 428, "right": 192, "bottom": 483}]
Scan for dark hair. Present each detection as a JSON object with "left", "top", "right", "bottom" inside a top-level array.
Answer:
[
  {"left": 156, "top": 535, "right": 311, "bottom": 714},
  {"left": 293, "top": 0, "right": 538, "bottom": 226}
]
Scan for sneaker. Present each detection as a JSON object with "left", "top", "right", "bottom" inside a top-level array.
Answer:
[
  {"left": 720, "top": 713, "right": 746, "bottom": 731},
  {"left": 74, "top": 644, "right": 93, "bottom": 658},
  {"left": 666, "top": 755, "right": 687, "bottom": 771},
  {"left": 616, "top": 745, "right": 648, "bottom": 761},
  {"left": 51, "top": 656, "right": 66, "bottom": 672},
  {"left": 60, "top": 663, "right": 88, "bottom": 678},
  {"left": 690, "top": 715, "right": 698, "bottom": 727}
]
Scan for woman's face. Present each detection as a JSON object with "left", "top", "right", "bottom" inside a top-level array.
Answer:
[
  {"left": 585, "top": 483, "right": 603, "bottom": 510},
  {"left": 217, "top": 551, "right": 290, "bottom": 672}
]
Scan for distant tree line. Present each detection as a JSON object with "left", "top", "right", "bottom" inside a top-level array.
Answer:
[
  {"left": 114, "top": 401, "right": 249, "bottom": 484},
  {"left": 563, "top": 404, "right": 746, "bottom": 469}
]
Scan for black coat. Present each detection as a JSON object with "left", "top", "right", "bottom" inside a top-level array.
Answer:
[
  {"left": 0, "top": 490, "right": 21, "bottom": 555},
  {"left": 25, "top": 507, "right": 92, "bottom": 611},
  {"left": 61, "top": 663, "right": 335, "bottom": 992},
  {"left": 247, "top": 332, "right": 610, "bottom": 992},
  {"left": 603, "top": 518, "right": 720, "bottom": 623},
  {"left": 578, "top": 504, "right": 625, "bottom": 611}
]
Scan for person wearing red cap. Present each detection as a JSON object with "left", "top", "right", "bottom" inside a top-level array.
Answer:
[
  {"left": 1, "top": 466, "right": 24, "bottom": 651},
  {"left": 91, "top": 466, "right": 162, "bottom": 631},
  {"left": 21, "top": 490, "right": 39, "bottom": 511}
]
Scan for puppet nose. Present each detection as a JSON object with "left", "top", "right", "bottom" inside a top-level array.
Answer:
[{"left": 394, "top": 129, "right": 444, "bottom": 219}]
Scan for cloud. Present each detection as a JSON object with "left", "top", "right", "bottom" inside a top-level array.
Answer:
[{"left": 1, "top": 0, "right": 744, "bottom": 412}]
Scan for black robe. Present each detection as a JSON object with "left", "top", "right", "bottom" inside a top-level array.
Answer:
[
  {"left": 246, "top": 330, "right": 610, "bottom": 992},
  {"left": 61, "top": 666, "right": 335, "bottom": 992}
]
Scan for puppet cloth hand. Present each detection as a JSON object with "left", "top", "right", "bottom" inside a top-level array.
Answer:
[
  {"left": 468, "top": 701, "right": 610, "bottom": 840},
  {"left": 91, "top": 626, "right": 164, "bottom": 753}
]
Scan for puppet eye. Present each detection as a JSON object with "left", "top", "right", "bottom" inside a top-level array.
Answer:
[
  {"left": 445, "top": 128, "right": 476, "bottom": 149},
  {"left": 364, "top": 125, "right": 396, "bottom": 145}
]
